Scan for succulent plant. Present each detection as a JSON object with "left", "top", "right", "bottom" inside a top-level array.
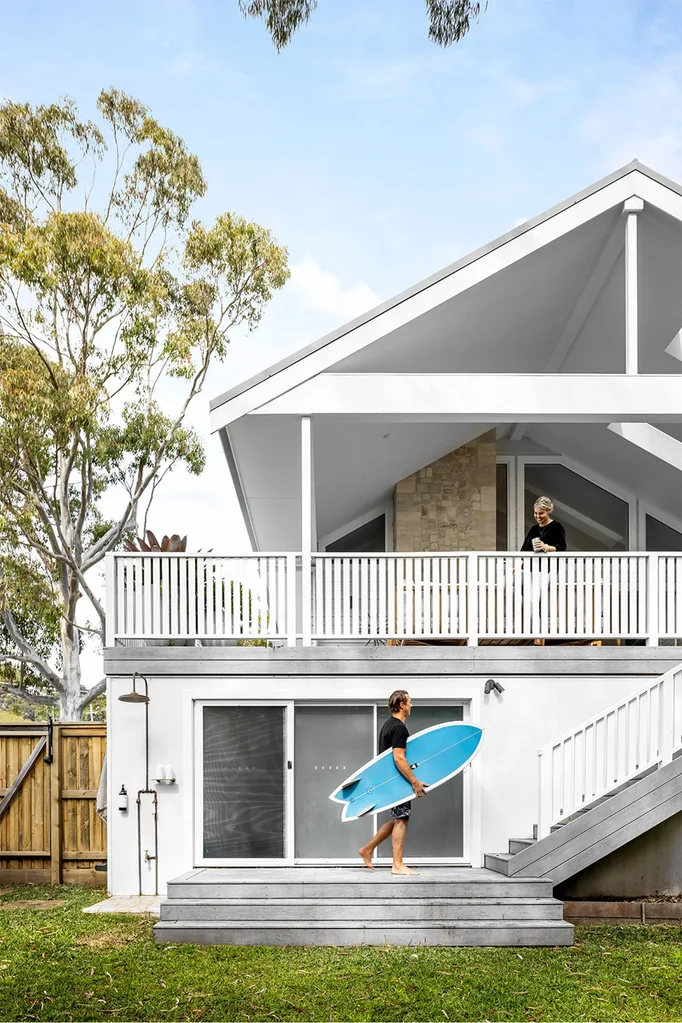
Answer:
[{"left": 122, "top": 530, "right": 187, "bottom": 553}]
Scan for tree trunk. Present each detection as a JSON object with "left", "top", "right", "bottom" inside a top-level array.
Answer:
[{"left": 59, "top": 618, "right": 83, "bottom": 721}]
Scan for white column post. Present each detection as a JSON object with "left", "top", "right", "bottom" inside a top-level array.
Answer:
[
  {"left": 467, "top": 553, "right": 479, "bottom": 646},
  {"left": 624, "top": 196, "right": 644, "bottom": 375},
  {"left": 301, "top": 416, "right": 313, "bottom": 646},
  {"left": 105, "top": 552, "right": 116, "bottom": 647},
  {"left": 646, "top": 553, "right": 659, "bottom": 647}
]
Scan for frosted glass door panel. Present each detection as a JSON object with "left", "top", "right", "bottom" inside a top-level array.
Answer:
[
  {"left": 377, "top": 705, "right": 465, "bottom": 859},
  {"left": 203, "top": 706, "right": 285, "bottom": 859},
  {"left": 294, "top": 706, "right": 374, "bottom": 857}
]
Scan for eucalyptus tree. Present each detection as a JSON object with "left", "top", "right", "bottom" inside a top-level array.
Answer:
[
  {"left": 0, "top": 90, "right": 289, "bottom": 718},
  {"left": 239, "top": 0, "right": 486, "bottom": 49}
]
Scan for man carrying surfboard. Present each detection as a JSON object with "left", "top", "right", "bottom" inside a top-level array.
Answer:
[{"left": 359, "top": 689, "right": 426, "bottom": 875}]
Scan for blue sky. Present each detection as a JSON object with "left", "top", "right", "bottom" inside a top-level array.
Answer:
[{"left": 3, "top": 0, "right": 682, "bottom": 551}]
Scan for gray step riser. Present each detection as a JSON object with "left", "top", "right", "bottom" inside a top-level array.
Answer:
[
  {"left": 167, "top": 882, "right": 553, "bottom": 900},
  {"left": 509, "top": 758, "right": 682, "bottom": 875},
  {"left": 153, "top": 923, "right": 574, "bottom": 947},
  {"left": 483, "top": 855, "right": 511, "bottom": 875},
  {"left": 512, "top": 773, "right": 682, "bottom": 880},
  {"left": 508, "top": 840, "right": 534, "bottom": 855},
  {"left": 160, "top": 903, "right": 564, "bottom": 923}
]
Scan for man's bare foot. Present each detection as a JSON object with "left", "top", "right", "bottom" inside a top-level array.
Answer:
[
  {"left": 391, "top": 865, "right": 419, "bottom": 876},
  {"left": 359, "top": 846, "right": 375, "bottom": 869}
]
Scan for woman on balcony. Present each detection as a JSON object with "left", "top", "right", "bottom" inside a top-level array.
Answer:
[{"left": 521, "top": 497, "right": 567, "bottom": 553}]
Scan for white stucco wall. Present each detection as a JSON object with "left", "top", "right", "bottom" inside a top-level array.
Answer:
[{"left": 107, "top": 671, "right": 646, "bottom": 897}]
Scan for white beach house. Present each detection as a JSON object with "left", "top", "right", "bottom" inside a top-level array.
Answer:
[{"left": 105, "top": 160, "right": 682, "bottom": 945}]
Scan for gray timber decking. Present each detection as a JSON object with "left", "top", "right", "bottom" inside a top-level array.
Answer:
[{"left": 154, "top": 867, "right": 573, "bottom": 947}]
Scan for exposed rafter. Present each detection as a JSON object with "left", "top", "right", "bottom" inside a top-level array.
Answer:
[{"left": 608, "top": 423, "right": 682, "bottom": 472}]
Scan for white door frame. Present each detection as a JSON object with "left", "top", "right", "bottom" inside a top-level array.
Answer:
[
  {"left": 186, "top": 684, "right": 483, "bottom": 868},
  {"left": 193, "top": 699, "right": 295, "bottom": 867}
]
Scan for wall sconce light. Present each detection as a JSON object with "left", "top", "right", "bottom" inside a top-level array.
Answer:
[{"left": 484, "top": 679, "right": 505, "bottom": 696}]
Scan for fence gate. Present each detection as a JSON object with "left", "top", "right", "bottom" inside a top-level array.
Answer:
[{"left": 0, "top": 722, "right": 106, "bottom": 885}]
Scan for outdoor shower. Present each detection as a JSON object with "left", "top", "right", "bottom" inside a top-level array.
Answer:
[{"left": 118, "top": 672, "right": 158, "bottom": 896}]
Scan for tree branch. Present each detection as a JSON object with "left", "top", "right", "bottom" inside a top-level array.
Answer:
[
  {"left": 0, "top": 610, "right": 64, "bottom": 692},
  {"left": 0, "top": 682, "right": 59, "bottom": 707},
  {"left": 78, "top": 676, "right": 106, "bottom": 712}
]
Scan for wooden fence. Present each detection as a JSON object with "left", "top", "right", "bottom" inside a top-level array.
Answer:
[{"left": 0, "top": 722, "right": 106, "bottom": 885}]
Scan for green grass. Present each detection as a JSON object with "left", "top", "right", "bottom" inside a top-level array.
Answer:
[{"left": 0, "top": 885, "right": 681, "bottom": 1021}]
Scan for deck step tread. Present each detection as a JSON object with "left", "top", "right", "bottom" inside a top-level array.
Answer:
[{"left": 156, "top": 919, "right": 570, "bottom": 930}]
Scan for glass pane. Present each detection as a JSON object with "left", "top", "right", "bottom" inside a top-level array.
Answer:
[
  {"left": 646, "top": 515, "right": 682, "bottom": 551},
  {"left": 326, "top": 515, "right": 386, "bottom": 553},
  {"left": 295, "top": 706, "right": 374, "bottom": 857},
  {"left": 524, "top": 464, "right": 628, "bottom": 551},
  {"left": 203, "top": 706, "right": 285, "bottom": 859},
  {"left": 376, "top": 705, "right": 465, "bottom": 859},
  {"left": 496, "top": 463, "right": 508, "bottom": 550}
]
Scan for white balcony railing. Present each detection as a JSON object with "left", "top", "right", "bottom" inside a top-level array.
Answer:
[
  {"left": 537, "top": 665, "right": 682, "bottom": 837},
  {"left": 311, "top": 554, "right": 469, "bottom": 641},
  {"left": 106, "top": 551, "right": 682, "bottom": 647},
  {"left": 106, "top": 553, "right": 296, "bottom": 645}
]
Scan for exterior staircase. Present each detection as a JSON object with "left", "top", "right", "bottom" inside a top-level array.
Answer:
[
  {"left": 154, "top": 867, "right": 573, "bottom": 946},
  {"left": 486, "top": 665, "right": 682, "bottom": 884}
]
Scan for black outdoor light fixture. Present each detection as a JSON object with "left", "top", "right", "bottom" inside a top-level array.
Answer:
[
  {"left": 118, "top": 672, "right": 158, "bottom": 896},
  {"left": 484, "top": 678, "right": 505, "bottom": 696}
]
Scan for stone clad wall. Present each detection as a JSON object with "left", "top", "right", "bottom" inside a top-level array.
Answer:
[{"left": 393, "top": 430, "right": 496, "bottom": 551}]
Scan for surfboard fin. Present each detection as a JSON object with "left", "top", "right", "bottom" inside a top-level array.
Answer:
[
  {"left": 356, "top": 804, "right": 376, "bottom": 818},
  {"left": 338, "top": 778, "right": 362, "bottom": 800}
]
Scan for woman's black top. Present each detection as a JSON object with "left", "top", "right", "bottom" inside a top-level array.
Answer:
[{"left": 520, "top": 520, "right": 567, "bottom": 552}]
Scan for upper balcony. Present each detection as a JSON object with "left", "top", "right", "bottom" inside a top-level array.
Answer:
[{"left": 105, "top": 550, "right": 682, "bottom": 648}]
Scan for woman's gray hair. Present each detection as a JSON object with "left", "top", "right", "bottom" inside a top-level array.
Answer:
[{"left": 534, "top": 496, "right": 554, "bottom": 512}]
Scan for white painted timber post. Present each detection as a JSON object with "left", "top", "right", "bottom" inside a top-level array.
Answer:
[
  {"left": 468, "top": 553, "right": 479, "bottom": 646},
  {"left": 286, "top": 553, "right": 297, "bottom": 647},
  {"left": 660, "top": 670, "right": 675, "bottom": 765},
  {"left": 624, "top": 196, "right": 644, "bottom": 375},
  {"left": 105, "top": 552, "right": 116, "bottom": 647},
  {"left": 646, "top": 553, "right": 659, "bottom": 647},
  {"left": 301, "top": 416, "right": 313, "bottom": 646},
  {"left": 537, "top": 748, "right": 552, "bottom": 839}
]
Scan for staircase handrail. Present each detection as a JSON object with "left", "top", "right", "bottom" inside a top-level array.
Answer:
[{"left": 537, "top": 662, "right": 682, "bottom": 837}]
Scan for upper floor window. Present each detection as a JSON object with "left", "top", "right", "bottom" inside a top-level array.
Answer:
[
  {"left": 645, "top": 515, "right": 682, "bottom": 551},
  {"left": 524, "top": 463, "right": 628, "bottom": 551}
]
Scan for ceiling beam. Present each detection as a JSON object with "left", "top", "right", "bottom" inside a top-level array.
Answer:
[
  {"left": 607, "top": 422, "right": 682, "bottom": 471},
  {"left": 246, "top": 373, "right": 682, "bottom": 422},
  {"left": 510, "top": 212, "right": 626, "bottom": 442},
  {"left": 665, "top": 329, "right": 682, "bottom": 363}
]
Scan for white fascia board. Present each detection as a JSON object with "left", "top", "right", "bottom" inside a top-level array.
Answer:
[
  {"left": 247, "top": 373, "right": 682, "bottom": 422},
  {"left": 608, "top": 423, "right": 682, "bottom": 471},
  {"left": 210, "top": 171, "right": 655, "bottom": 433}
]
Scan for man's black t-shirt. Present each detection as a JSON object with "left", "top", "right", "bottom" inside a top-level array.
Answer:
[
  {"left": 379, "top": 716, "right": 409, "bottom": 754},
  {"left": 520, "top": 519, "right": 567, "bottom": 552}
]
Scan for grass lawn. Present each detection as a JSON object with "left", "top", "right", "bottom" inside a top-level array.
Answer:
[{"left": 0, "top": 886, "right": 681, "bottom": 1022}]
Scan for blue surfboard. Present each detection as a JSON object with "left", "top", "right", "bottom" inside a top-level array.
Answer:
[{"left": 329, "top": 721, "right": 482, "bottom": 822}]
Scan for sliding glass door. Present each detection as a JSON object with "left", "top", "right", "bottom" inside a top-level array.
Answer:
[{"left": 197, "top": 702, "right": 291, "bottom": 864}]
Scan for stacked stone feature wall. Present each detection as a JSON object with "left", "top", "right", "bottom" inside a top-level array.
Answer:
[{"left": 393, "top": 431, "right": 496, "bottom": 551}]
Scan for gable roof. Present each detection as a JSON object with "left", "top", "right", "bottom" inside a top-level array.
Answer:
[{"left": 210, "top": 159, "right": 682, "bottom": 428}]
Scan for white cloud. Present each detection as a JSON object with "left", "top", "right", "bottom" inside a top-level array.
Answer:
[
  {"left": 288, "top": 254, "right": 381, "bottom": 321},
  {"left": 581, "top": 57, "right": 682, "bottom": 177}
]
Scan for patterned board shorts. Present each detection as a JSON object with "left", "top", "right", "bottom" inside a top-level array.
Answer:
[{"left": 390, "top": 802, "right": 411, "bottom": 820}]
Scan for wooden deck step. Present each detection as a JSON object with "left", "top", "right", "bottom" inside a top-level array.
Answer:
[{"left": 154, "top": 867, "right": 571, "bottom": 947}]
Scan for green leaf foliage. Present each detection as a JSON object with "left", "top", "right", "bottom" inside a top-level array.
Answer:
[
  {"left": 239, "top": 0, "right": 486, "bottom": 49},
  {"left": 0, "top": 88, "right": 289, "bottom": 717}
]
